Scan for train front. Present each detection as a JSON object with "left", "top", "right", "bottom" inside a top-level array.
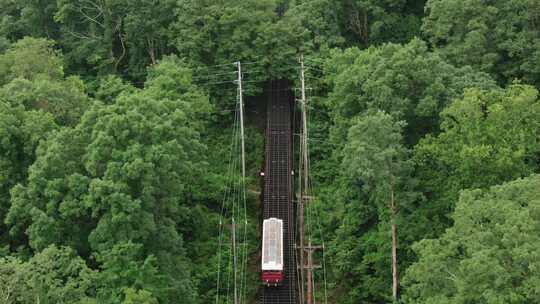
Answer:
[{"left": 261, "top": 218, "right": 284, "bottom": 286}]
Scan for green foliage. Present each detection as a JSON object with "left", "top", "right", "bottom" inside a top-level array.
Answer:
[
  {"left": 122, "top": 0, "right": 177, "bottom": 75},
  {"left": 6, "top": 60, "right": 208, "bottom": 303},
  {"left": 0, "top": 77, "right": 90, "bottom": 126},
  {"left": 0, "top": 245, "right": 95, "bottom": 304},
  {"left": 172, "top": 0, "right": 276, "bottom": 67},
  {"left": 404, "top": 174, "right": 540, "bottom": 303},
  {"left": 414, "top": 84, "right": 540, "bottom": 232},
  {"left": 282, "top": 0, "right": 345, "bottom": 49},
  {"left": 0, "top": 2, "right": 539, "bottom": 303},
  {"left": 423, "top": 0, "right": 540, "bottom": 86},
  {"left": 333, "top": 111, "right": 415, "bottom": 303},
  {"left": 337, "top": 0, "right": 425, "bottom": 46},
  {"left": 94, "top": 75, "right": 136, "bottom": 105},
  {"left": 0, "top": 37, "right": 63, "bottom": 85},
  {"left": 0, "top": 37, "right": 90, "bottom": 126},
  {"left": 342, "top": 111, "right": 411, "bottom": 209},
  {"left": 122, "top": 288, "right": 158, "bottom": 304},
  {"left": 54, "top": 0, "right": 176, "bottom": 77},
  {"left": 94, "top": 242, "right": 167, "bottom": 303},
  {"left": 0, "top": 101, "right": 57, "bottom": 253},
  {"left": 0, "top": 0, "right": 59, "bottom": 40},
  {"left": 54, "top": 0, "right": 124, "bottom": 74},
  {"left": 326, "top": 38, "right": 496, "bottom": 145}
]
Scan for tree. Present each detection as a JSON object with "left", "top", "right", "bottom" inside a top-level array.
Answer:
[
  {"left": 403, "top": 174, "right": 540, "bottom": 303},
  {"left": 54, "top": 0, "right": 179, "bottom": 77},
  {"left": 0, "top": 37, "right": 63, "bottom": 85},
  {"left": 0, "top": 0, "right": 59, "bottom": 41},
  {"left": 0, "top": 37, "right": 91, "bottom": 126},
  {"left": 0, "top": 37, "right": 90, "bottom": 253},
  {"left": 423, "top": 0, "right": 540, "bottom": 86},
  {"left": 414, "top": 84, "right": 540, "bottom": 233},
  {"left": 0, "top": 102, "right": 56, "bottom": 253},
  {"left": 338, "top": 0, "right": 425, "bottom": 46},
  {"left": 0, "top": 77, "right": 90, "bottom": 126},
  {"left": 54, "top": 0, "right": 127, "bottom": 74},
  {"left": 122, "top": 0, "right": 177, "bottom": 75},
  {"left": 94, "top": 242, "right": 166, "bottom": 303},
  {"left": 6, "top": 58, "right": 209, "bottom": 303},
  {"left": 122, "top": 288, "right": 158, "bottom": 304},
  {"left": 171, "top": 0, "right": 276, "bottom": 67},
  {"left": 340, "top": 111, "right": 414, "bottom": 302},
  {"left": 0, "top": 245, "right": 95, "bottom": 304},
  {"left": 326, "top": 38, "right": 496, "bottom": 146},
  {"left": 94, "top": 75, "right": 136, "bottom": 105}
]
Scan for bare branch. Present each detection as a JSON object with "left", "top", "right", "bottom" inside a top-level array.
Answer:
[{"left": 79, "top": 8, "right": 104, "bottom": 28}]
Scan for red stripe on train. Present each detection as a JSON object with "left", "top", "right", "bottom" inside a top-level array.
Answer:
[{"left": 261, "top": 271, "right": 283, "bottom": 286}]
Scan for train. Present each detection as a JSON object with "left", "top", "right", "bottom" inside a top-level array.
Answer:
[{"left": 261, "top": 218, "right": 284, "bottom": 286}]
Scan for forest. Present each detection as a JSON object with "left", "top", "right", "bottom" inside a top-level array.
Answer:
[{"left": 0, "top": 0, "right": 540, "bottom": 303}]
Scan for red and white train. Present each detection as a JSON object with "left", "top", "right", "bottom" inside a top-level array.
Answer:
[{"left": 261, "top": 218, "right": 284, "bottom": 286}]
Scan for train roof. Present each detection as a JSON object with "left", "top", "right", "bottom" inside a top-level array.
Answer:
[{"left": 262, "top": 218, "right": 284, "bottom": 271}]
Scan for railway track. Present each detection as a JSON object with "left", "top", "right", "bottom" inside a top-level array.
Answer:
[{"left": 261, "top": 80, "right": 297, "bottom": 304}]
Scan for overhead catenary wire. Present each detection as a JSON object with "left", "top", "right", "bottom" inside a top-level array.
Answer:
[
  {"left": 191, "top": 57, "right": 331, "bottom": 304},
  {"left": 297, "top": 55, "right": 329, "bottom": 304},
  {"left": 211, "top": 61, "right": 251, "bottom": 304},
  {"left": 216, "top": 104, "right": 241, "bottom": 304},
  {"left": 306, "top": 87, "right": 329, "bottom": 304}
]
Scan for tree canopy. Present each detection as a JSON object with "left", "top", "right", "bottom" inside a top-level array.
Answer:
[
  {"left": 414, "top": 84, "right": 540, "bottom": 232},
  {"left": 423, "top": 0, "right": 540, "bottom": 86},
  {"left": 404, "top": 174, "right": 540, "bottom": 303},
  {"left": 326, "top": 38, "right": 496, "bottom": 145},
  {"left": 1, "top": 1, "right": 539, "bottom": 303}
]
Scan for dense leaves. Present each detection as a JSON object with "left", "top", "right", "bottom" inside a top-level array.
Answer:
[
  {"left": 334, "top": 111, "right": 414, "bottom": 302},
  {"left": 6, "top": 59, "right": 209, "bottom": 303},
  {"left": 0, "top": 245, "right": 95, "bottom": 303},
  {"left": 326, "top": 39, "right": 496, "bottom": 145},
  {"left": 1, "top": 1, "right": 540, "bottom": 303},
  {"left": 423, "top": 0, "right": 540, "bottom": 86},
  {"left": 404, "top": 174, "right": 540, "bottom": 303},
  {"left": 0, "top": 37, "right": 63, "bottom": 85},
  {"left": 414, "top": 84, "right": 540, "bottom": 232},
  {"left": 0, "top": 102, "right": 56, "bottom": 254}
]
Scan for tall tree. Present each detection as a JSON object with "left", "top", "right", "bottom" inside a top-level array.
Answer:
[
  {"left": 423, "top": 0, "right": 540, "bottom": 86},
  {"left": 0, "top": 245, "right": 96, "bottom": 304},
  {"left": 0, "top": 102, "right": 56, "bottom": 254},
  {"left": 0, "top": 37, "right": 89, "bottom": 253},
  {"left": 6, "top": 57, "right": 209, "bottom": 303},
  {"left": 404, "top": 174, "right": 540, "bottom": 303},
  {"left": 414, "top": 84, "right": 540, "bottom": 233},
  {"left": 55, "top": 0, "right": 128, "bottom": 74},
  {"left": 54, "top": 0, "right": 179, "bottom": 78},
  {"left": 341, "top": 111, "right": 414, "bottom": 302},
  {"left": 326, "top": 38, "right": 496, "bottom": 146},
  {"left": 338, "top": 0, "right": 425, "bottom": 46},
  {"left": 0, "top": 37, "right": 90, "bottom": 127},
  {"left": 0, "top": 37, "right": 63, "bottom": 85},
  {"left": 0, "top": 0, "right": 59, "bottom": 41},
  {"left": 171, "top": 0, "right": 276, "bottom": 67}
]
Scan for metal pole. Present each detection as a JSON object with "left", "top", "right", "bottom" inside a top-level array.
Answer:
[
  {"left": 232, "top": 217, "right": 238, "bottom": 304},
  {"left": 234, "top": 61, "right": 244, "bottom": 304},
  {"left": 307, "top": 240, "right": 313, "bottom": 304},
  {"left": 299, "top": 54, "right": 305, "bottom": 304},
  {"left": 237, "top": 61, "right": 246, "bottom": 181},
  {"left": 300, "top": 54, "right": 315, "bottom": 304}
]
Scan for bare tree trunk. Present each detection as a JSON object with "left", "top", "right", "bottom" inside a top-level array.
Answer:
[
  {"left": 114, "top": 20, "right": 126, "bottom": 71},
  {"left": 148, "top": 38, "right": 157, "bottom": 65},
  {"left": 390, "top": 188, "right": 399, "bottom": 301},
  {"left": 346, "top": 0, "right": 369, "bottom": 45}
]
